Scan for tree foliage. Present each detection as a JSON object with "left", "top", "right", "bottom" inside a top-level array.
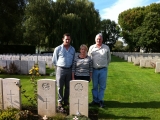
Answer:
[
  {"left": 101, "top": 19, "right": 121, "bottom": 50},
  {"left": 0, "top": 0, "right": 26, "bottom": 45},
  {"left": 23, "top": 0, "right": 100, "bottom": 51},
  {"left": 118, "top": 3, "right": 160, "bottom": 52}
]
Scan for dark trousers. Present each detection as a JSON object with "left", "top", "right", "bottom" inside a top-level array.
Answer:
[{"left": 56, "top": 67, "right": 72, "bottom": 104}]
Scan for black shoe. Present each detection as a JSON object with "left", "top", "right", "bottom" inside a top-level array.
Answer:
[
  {"left": 63, "top": 102, "right": 69, "bottom": 107},
  {"left": 89, "top": 101, "right": 99, "bottom": 106},
  {"left": 99, "top": 101, "right": 104, "bottom": 108}
]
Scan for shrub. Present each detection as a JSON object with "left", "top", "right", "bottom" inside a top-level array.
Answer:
[
  {"left": 8, "top": 62, "right": 19, "bottom": 74},
  {"left": 0, "top": 107, "right": 19, "bottom": 120},
  {"left": 15, "top": 110, "right": 37, "bottom": 120},
  {"left": 0, "top": 66, "right": 6, "bottom": 74}
]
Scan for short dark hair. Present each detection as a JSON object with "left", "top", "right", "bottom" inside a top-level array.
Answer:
[{"left": 63, "top": 33, "right": 71, "bottom": 38}]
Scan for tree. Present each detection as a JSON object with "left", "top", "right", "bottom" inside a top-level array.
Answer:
[
  {"left": 101, "top": 19, "right": 120, "bottom": 50},
  {"left": 112, "top": 40, "right": 124, "bottom": 52},
  {"left": 23, "top": 0, "right": 101, "bottom": 51},
  {"left": 118, "top": 3, "right": 160, "bottom": 52},
  {"left": 23, "top": 0, "right": 53, "bottom": 52},
  {"left": 137, "top": 12, "right": 160, "bottom": 52},
  {"left": 0, "top": 0, "right": 26, "bottom": 45}
]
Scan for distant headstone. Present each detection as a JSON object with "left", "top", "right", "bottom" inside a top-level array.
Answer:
[
  {"left": 155, "top": 62, "right": 160, "bottom": 73},
  {"left": 33, "top": 56, "right": 38, "bottom": 64},
  {"left": 28, "top": 61, "right": 35, "bottom": 74},
  {"left": 70, "top": 80, "right": 89, "bottom": 117},
  {"left": 37, "top": 79, "right": 56, "bottom": 117},
  {"left": 38, "top": 61, "right": 46, "bottom": 75},
  {"left": 127, "top": 56, "right": 132, "bottom": 62},
  {"left": 140, "top": 59, "right": 146, "bottom": 68},
  {"left": 20, "top": 61, "right": 28, "bottom": 74},
  {"left": 2, "top": 78, "right": 21, "bottom": 110},
  {"left": 0, "top": 78, "right": 3, "bottom": 109},
  {"left": 13, "top": 60, "right": 21, "bottom": 74},
  {"left": 6, "top": 60, "right": 12, "bottom": 69},
  {"left": 0, "top": 60, "right": 7, "bottom": 67}
]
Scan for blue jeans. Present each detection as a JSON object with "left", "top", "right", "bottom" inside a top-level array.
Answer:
[{"left": 92, "top": 67, "right": 108, "bottom": 103}]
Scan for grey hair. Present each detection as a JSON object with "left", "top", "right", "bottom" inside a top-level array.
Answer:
[{"left": 95, "top": 33, "right": 103, "bottom": 40}]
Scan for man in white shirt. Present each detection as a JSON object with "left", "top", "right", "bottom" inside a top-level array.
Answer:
[{"left": 88, "top": 33, "right": 111, "bottom": 108}]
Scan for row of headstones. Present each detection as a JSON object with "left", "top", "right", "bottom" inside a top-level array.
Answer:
[
  {"left": 0, "top": 78, "right": 88, "bottom": 117},
  {"left": 0, "top": 55, "right": 53, "bottom": 69},
  {"left": 112, "top": 52, "right": 160, "bottom": 73},
  {"left": 0, "top": 60, "right": 46, "bottom": 75},
  {"left": 112, "top": 52, "right": 160, "bottom": 59}
]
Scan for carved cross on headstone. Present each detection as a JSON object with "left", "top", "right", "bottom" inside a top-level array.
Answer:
[
  {"left": 75, "top": 99, "right": 82, "bottom": 115},
  {"left": 43, "top": 98, "right": 49, "bottom": 109},
  {"left": 7, "top": 90, "right": 15, "bottom": 107}
]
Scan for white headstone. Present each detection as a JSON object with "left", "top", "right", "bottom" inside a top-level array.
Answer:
[
  {"left": 0, "top": 78, "right": 3, "bottom": 109},
  {"left": 20, "top": 61, "right": 28, "bottom": 74},
  {"left": 38, "top": 61, "right": 46, "bottom": 75},
  {"left": 6, "top": 60, "right": 13, "bottom": 69},
  {"left": 2, "top": 78, "right": 21, "bottom": 109},
  {"left": 155, "top": 62, "right": 160, "bottom": 73},
  {"left": 0, "top": 60, "right": 7, "bottom": 67},
  {"left": 37, "top": 79, "right": 56, "bottom": 117},
  {"left": 70, "top": 80, "right": 89, "bottom": 117},
  {"left": 28, "top": 61, "right": 35, "bottom": 74},
  {"left": 13, "top": 60, "right": 21, "bottom": 74}
]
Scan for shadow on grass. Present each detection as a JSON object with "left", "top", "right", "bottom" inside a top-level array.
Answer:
[
  {"left": 89, "top": 107, "right": 150, "bottom": 120},
  {"left": 105, "top": 100, "right": 160, "bottom": 108},
  {"left": 89, "top": 100, "right": 160, "bottom": 119},
  {"left": 98, "top": 113, "right": 150, "bottom": 119}
]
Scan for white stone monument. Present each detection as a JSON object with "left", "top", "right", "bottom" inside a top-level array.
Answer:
[
  {"left": 0, "top": 78, "right": 3, "bottom": 109},
  {"left": 2, "top": 78, "right": 21, "bottom": 109},
  {"left": 70, "top": 80, "right": 89, "bottom": 117},
  {"left": 37, "top": 79, "right": 56, "bottom": 117}
]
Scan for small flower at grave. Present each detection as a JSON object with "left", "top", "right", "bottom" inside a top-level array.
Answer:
[
  {"left": 73, "top": 116, "right": 78, "bottom": 120},
  {"left": 43, "top": 115, "right": 48, "bottom": 120}
]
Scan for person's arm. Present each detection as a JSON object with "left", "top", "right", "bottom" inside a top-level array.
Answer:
[
  {"left": 89, "top": 56, "right": 93, "bottom": 82},
  {"left": 72, "top": 72, "right": 75, "bottom": 80},
  {"left": 72, "top": 56, "right": 76, "bottom": 80},
  {"left": 52, "top": 47, "right": 59, "bottom": 66}
]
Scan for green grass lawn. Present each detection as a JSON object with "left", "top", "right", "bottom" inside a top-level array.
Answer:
[
  {"left": 1, "top": 55, "right": 160, "bottom": 119},
  {"left": 94, "top": 55, "right": 160, "bottom": 119}
]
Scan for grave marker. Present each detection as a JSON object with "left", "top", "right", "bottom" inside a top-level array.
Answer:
[
  {"left": 70, "top": 80, "right": 89, "bottom": 117},
  {"left": 0, "top": 78, "right": 3, "bottom": 109},
  {"left": 37, "top": 79, "right": 56, "bottom": 117},
  {"left": 38, "top": 61, "right": 46, "bottom": 75},
  {"left": 20, "top": 61, "right": 28, "bottom": 74},
  {"left": 2, "top": 78, "right": 21, "bottom": 109}
]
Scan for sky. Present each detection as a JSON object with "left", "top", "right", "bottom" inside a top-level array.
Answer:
[{"left": 91, "top": 0, "right": 160, "bottom": 23}]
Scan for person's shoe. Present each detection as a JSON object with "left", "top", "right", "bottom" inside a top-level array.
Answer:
[
  {"left": 63, "top": 102, "right": 69, "bottom": 107},
  {"left": 99, "top": 101, "right": 105, "bottom": 108},
  {"left": 89, "top": 101, "right": 99, "bottom": 106}
]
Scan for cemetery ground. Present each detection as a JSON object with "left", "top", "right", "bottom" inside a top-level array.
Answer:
[{"left": 1, "top": 55, "right": 160, "bottom": 119}]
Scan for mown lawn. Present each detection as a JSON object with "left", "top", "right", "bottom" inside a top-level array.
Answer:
[
  {"left": 1, "top": 55, "right": 160, "bottom": 119},
  {"left": 94, "top": 55, "right": 160, "bottom": 119}
]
